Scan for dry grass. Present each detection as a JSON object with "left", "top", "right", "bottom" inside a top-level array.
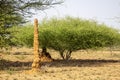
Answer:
[{"left": 0, "top": 47, "right": 120, "bottom": 80}]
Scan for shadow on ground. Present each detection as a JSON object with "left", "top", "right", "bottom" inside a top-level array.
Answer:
[
  {"left": 0, "top": 59, "right": 32, "bottom": 71},
  {"left": 0, "top": 59, "right": 120, "bottom": 71},
  {"left": 44, "top": 59, "right": 120, "bottom": 67}
]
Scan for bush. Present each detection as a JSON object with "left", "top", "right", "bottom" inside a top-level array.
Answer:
[
  {"left": 12, "top": 25, "right": 34, "bottom": 47},
  {"left": 13, "top": 17, "right": 120, "bottom": 60}
]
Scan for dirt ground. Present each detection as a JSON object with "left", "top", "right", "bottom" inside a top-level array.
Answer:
[{"left": 0, "top": 47, "right": 120, "bottom": 80}]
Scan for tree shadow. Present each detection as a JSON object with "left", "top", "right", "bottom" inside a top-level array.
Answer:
[
  {"left": 0, "top": 59, "right": 120, "bottom": 71},
  {"left": 0, "top": 59, "right": 32, "bottom": 71},
  {"left": 43, "top": 59, "right": 120, "bottom": 67}
]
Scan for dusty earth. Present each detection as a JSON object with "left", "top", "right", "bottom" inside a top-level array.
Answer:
[{"left": 0, "top": 47, "right": 120, "bottom": 80}]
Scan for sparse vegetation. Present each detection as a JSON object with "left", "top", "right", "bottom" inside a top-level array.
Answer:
[{"left": 0, "top": 48, "right": 120, "bottom": 80}]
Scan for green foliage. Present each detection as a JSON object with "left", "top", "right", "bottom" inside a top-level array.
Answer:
[
  {"left": 11, "top": 25, "right": 33, "bottom": 47},
  {"left": 13, "top": 17, "right": 120, "bottom": 60},
  {"left": 0, "top": 0, "right": 24, "bottom": 48},
  {"left": 0, "top": 0, "right": 63, "bottom": 49}
]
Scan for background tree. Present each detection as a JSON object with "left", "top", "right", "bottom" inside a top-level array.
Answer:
[
  {"left": 0, "top": 0, "right": 63, "bottom": 49},
  {"left": 0, "top": 0, "right": 24, "bottom": 48}
]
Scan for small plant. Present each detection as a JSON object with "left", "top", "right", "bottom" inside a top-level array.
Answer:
[
  {"left": 15, "top": 55, "right": 26, "bottom": 60},
  {"left": 110, "top": 53, "right": 120, "bottom": 58},
  {"left": 6, "top": 69, "right": 14, "bottom": 75},
  {"left": 13, "top": 78, "right": 18, "bottom": 80}
]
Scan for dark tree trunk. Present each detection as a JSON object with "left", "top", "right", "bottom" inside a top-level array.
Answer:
[{"left": 40, "top": 47, "right": 53, "bottom": 62}]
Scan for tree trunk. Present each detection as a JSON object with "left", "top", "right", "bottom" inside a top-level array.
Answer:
[
  {"left": 59, "top": 50, "right": 72, "bottom": 60},
  {"left": 31, "top": 18, "right": 41, "bottom": 72},
  {"left": 40, "top": 47, "right": 54, "bottom": 62}
]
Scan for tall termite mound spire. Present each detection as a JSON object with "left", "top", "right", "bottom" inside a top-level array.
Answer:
[{"left": 31, "top": 18, "right": 41, "bottom": 72}]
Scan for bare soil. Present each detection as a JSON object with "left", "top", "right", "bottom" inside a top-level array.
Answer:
[{"left": 0, "top": 47, "right": 120, "bottom": 80}]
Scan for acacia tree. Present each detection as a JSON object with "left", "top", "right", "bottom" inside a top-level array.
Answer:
[
  {"left": 0, "top": 0, "right": 63, "bottom": 48},
  {"left": 38, "top": 17, "right": 120, "bottom": 60},
  {"left": 14, "top": 17, "right": 120, "bottom": 60}
]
